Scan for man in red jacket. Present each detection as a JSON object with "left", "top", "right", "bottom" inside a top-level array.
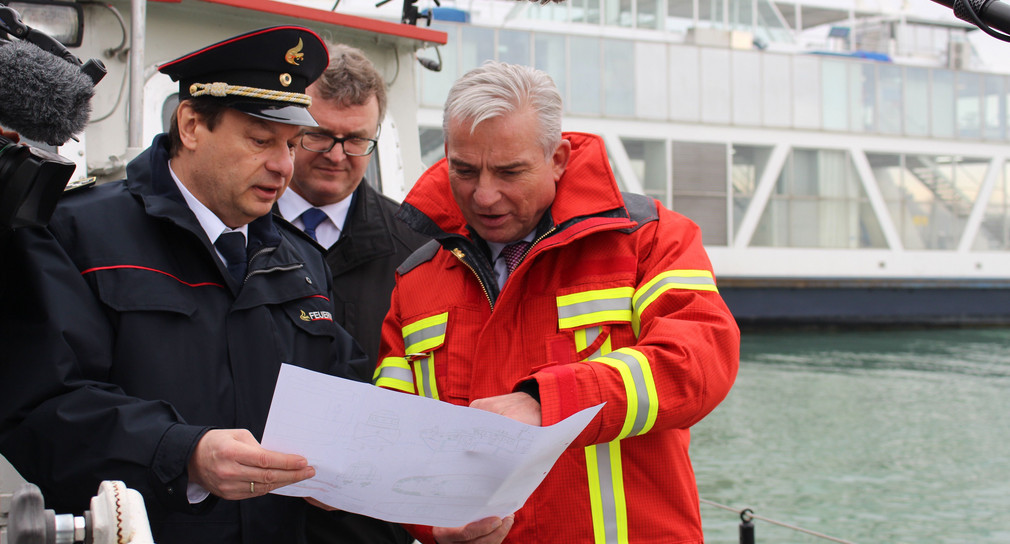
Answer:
[{"left": 375, "top": 61, "right": 740, "bottom": 544}]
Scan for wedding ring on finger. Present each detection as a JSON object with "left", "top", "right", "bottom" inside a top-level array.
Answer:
[{"left": 250, "top": 481, "right": 255, "bottom": 494}]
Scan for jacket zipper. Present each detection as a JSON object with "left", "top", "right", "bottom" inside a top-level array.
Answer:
[
  {"left": 519, "top": 226, "right": 556, "bottom": 265},
  {"left": 450, "top": 248, "right": 494, "bottom": 310},
  {"left": 449, "top": 227, "right": 557, "bottom": 311},
  {"left": 243, "top": 246, "right": 305, "bottom": 282}
]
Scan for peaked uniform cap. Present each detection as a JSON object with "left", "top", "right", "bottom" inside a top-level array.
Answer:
[{"left": 158, "top": 26, "right": 328, "bottom": 126}]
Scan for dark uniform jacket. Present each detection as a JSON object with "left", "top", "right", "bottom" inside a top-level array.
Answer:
[
  {"left": 0, "top": 134, "right": 368, "bottom": 544},
  {"left": 290, "top": 181, "right": 430, "bottom": 373},
  {"left": 281, "top": 182, "right": 428, "bottom": 544}
]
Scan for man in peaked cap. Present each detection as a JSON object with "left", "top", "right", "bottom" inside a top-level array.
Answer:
[{"left": 0, "top": 27, "right": 375, "bottom": 544}]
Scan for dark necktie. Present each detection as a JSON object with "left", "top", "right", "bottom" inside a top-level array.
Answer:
[
  {"left": 214, "top": 231, "right": 247, "bottom": 284},
  {"left": 300, "top": 208, "right": 327, "bottom": 241},
  {"left": 500, "top": 241, "right": 530, "bottom": 276}
]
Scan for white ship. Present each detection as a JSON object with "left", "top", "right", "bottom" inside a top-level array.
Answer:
[{"left": 13, "top": 0, "right": 1010, "bottom": 325}]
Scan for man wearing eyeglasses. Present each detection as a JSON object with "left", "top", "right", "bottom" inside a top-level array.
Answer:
[{"left": 275, "top": 44, "right": 427, "bottom": 544}]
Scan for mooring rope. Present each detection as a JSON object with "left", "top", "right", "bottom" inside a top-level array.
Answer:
[{"left": 700, "top": 498, "right": 857, "bottom": 544}]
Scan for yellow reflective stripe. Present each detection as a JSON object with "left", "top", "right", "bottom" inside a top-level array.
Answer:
[
  {"left": 585, "top": 441, "right": 629, "bottom": 544},
  {"left": 574, "top": 326, "right": 599, "bottom": 353},
  {"left": 594, "top": 348, "right": 658, "bottom": 439},
  {"left": 374, "top": 357, "right": 415, "bottom": 394},
  {"left": 412, "top": 354, "right": 439, "bottom": 400},
  {"left": 632, "top": 270, "right": 717, "bottom": 335},
  {"left": 557, "top": 287, "right": 633, "bottom": 329},
  {"left": 595, "top": 336, "right": 612, "bottom": 360},
  {"left": 402, "top": 312, "right": 448, "bottom": 354},
  {"left": 575, "top": 326, "right": 613, "bottom": 361},
  {"left": 585, "top": 445, "right": 606, "bottom": 543}
]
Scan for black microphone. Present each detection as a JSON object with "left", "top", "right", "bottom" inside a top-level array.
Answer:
[
  {"left": 930, "top": 0, "right": 1010, "bottom": 37},
  {"left": 0, "top": 38, "right": 97, "bottom": 146}
]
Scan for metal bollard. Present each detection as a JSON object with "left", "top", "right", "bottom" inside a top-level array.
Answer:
[{"left": 739, "top": 508, "right": 755, "bottom": 544}]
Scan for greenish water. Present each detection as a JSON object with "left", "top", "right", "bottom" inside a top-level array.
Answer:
[{"left": 692, "top": 328, "right": 1010, "bottom": 544}]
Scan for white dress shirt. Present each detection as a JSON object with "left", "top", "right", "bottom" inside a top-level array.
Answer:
[{"left": 276, "top": 189, "right": 352, "bottom": 249}]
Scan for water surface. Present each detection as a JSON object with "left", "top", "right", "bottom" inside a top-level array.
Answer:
[{"left": 692, "top": 328, "right": 1010, "bottom": 544}]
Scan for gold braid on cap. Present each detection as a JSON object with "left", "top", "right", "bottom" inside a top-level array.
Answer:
[{"left": 189, "top": 82, "right": 312, "bottom": 106}]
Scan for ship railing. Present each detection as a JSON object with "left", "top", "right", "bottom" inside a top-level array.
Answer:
[{"left": 701, "top": 498, "right": 858, "bottom": 544}]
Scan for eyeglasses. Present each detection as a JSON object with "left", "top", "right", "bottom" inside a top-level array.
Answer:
[{"left": 300, "top": 130, "right": 378, "bottom": 156}]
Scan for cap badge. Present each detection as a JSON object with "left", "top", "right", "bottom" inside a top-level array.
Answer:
[
  {"left": 285, "top": 38, "right": 305, "bottom": 66},
  {"left": 279, "top": 73, "right": 292, "bottom": 87}
]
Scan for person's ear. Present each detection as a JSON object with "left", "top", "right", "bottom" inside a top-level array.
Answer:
[
  {"left": 176, "top": 102, "right": 201, "bottom": 152},
  {"left": 551, "top": 138, "right": 571, "bottom": 182}
]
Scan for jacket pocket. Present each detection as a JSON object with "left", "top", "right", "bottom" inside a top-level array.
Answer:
[
  {"left": 555, "top": 286, "right": 634, "bottom": 361},
  {"left": 91, "top": 266, "right": 201, "bottom": 316},
  {"left": 400, "top": 311, "right": 449, "bottom": 399}
]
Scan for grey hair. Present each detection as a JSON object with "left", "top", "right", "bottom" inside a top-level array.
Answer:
[{"left": 442, "top": 61, "right": 562, "bottom": 158}]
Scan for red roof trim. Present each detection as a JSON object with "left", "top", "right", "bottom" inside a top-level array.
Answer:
[{"left": 151, "top": 0, "right": 446, "bottom": 45}]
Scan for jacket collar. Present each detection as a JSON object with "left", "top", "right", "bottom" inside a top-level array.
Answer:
[
  {"left": 324, "top": 182, "right": 399, "bottom": 272},
  {"left": 126, "top": 134, "right": 282, "bottom": 254},
  {"left": 399, "top": 132, "right": 629, "bottom": 240}
]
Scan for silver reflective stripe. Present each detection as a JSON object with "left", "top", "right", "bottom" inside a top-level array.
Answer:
[
  {"left": 559, "top": 296, "right": 631, "bottom": 322},
  {"left": 595, "top": 443, "right": 619, "bottom": 543},
  {"left": 417, "top": 357, "right": 435, "bottom": 398},
  {"left": 633, "top": 274, "right": 716, "bottom": 314},
  {"left": 376, "top": 365, "right": 413, "bottom": 384},
  {"left": 609, "top": 351, "right": 652, "bottom": 436},
  {"left": 404, "top": 322, "right": 447, "bottom": 353}
]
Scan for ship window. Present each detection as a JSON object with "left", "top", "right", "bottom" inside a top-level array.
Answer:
[
  {"left": 498, "top": 30, "right": 531, "bottom": 65},
  {"left": 604, "top": 0, "right": 634, "bottom": 27},
  {"left": 983, "top": 75, "right": 1005, "bottom": 141},
  {"left": 974, "top": 163, "right": 1010, "bottom": 250},
  {"left": 418, "top": 127, "right": 445, "bottom": 169},
  {"left": 569, "top": 36, "right": 601, "bottom": 115},
  {"left": 821, "top": 60, "right": 848, "bottom": 131},
  {"left": 700, "top": 48, "right": 731, "bottom": 125},
  {"left": 672, "top": 141, "right": 728, "bottom": 246},
  {"left": 904, "top": 67, "right": 929, "bottom": 137},
  {"left": 535, "top": 34, "right": 568, "bottom": 109},
  {"left": 419, "top": 24, "right": 458, "bottom": 108},
  {"left": 752, "top": 149, "right": 886, "bottom": 249},
  {"left": 879, "top": 64, "right": 903, "bottom": 135},
  {"left": 637, "top": 0, "right": 661, "bottom": 29},
  {"left": 931, "top": 69, "right": 955, "bottom": 138},
  {"left": 604, "top": 39, "right": 634, "bottom": 117},
  {"left": 732, "top": 144, "right": 774, "bottom": 245},
  {"left": 851, "top": 62, "right": 876, "bottom": 133},
  {"left": 161, "top": 93, "right": 179, "bottom": 134},
  {"left": 732, "top": 51, "right": 761, "bottom": 126},
  {"left": 875, "top": 153, "right": 984, "bottom": 250},
  {"left": 622, "top": 137, "right": 668, "bottom": 204},
  {"left": 956, "top": 72, "right": 981, "bottom": 139},
  {"left": 793, "top": 56, "right": 820, "bottom": 130},
  {"left": 669, "top": 45, "right": 701, "bottom": 122},
  {"left": 571, "top": 0, "right": 601, "bottom": 24},
  {"left": 461, "top": 26, "right": 496, "bottom": 72},
  {"left": 762, "top": 54, "right": 792, "bottom": 127}
]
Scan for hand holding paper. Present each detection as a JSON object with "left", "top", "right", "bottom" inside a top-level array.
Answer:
[{"left": 261, "top": 364, "right": 602, "bottom": 527}]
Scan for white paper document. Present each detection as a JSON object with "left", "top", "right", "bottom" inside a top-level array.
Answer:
[{"left": 261, "top": 364, "right": 602, "bottom": 527}]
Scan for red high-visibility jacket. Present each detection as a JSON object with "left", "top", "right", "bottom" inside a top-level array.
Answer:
[{"left": 376, "top": 132, "right": 740, "bottom": 543}]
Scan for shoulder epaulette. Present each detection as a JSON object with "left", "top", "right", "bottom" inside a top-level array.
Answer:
[
  {"left": 621, "top": 192, "right": 659, "bottom": 232},
  {"left": 397, "top": 239, "right": 441, "bottom": 275},
  {"left": 62, "top": 177, "right": 96, "bottom": 195}
]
